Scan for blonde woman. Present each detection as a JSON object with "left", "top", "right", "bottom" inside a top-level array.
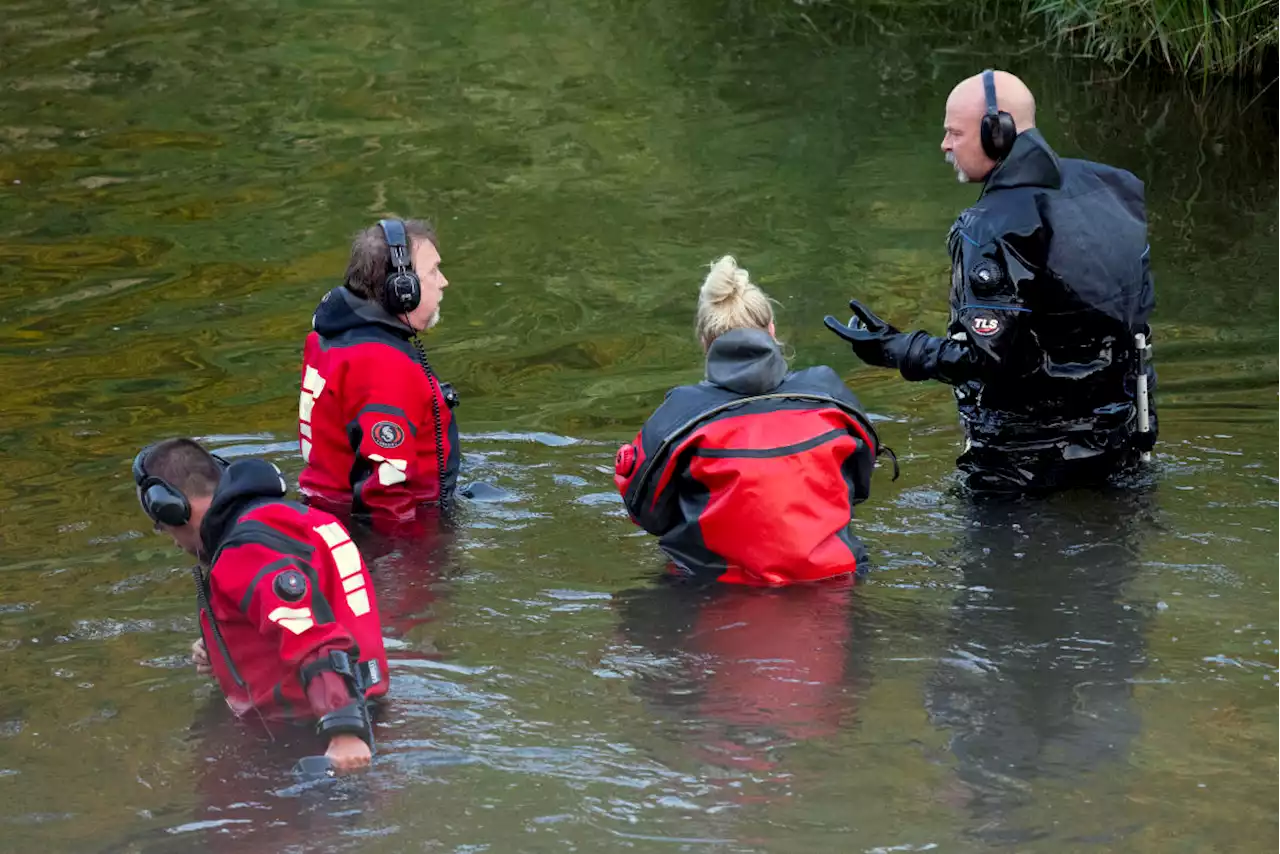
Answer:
[{"left": 614, "top": 256, "right": 894, "bottom": 586}]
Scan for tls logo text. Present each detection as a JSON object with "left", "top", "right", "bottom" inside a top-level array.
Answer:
[{"left": 971, "top": 316, "right": 1001, "bottom": 336}]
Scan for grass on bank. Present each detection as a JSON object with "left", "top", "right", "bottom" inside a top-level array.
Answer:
[
  {"left": 1031, "top": 0, "right": 1278, "bottom": 79},
  {"left": 751, "top": 0, "right": 1278, "bottom": 80}
]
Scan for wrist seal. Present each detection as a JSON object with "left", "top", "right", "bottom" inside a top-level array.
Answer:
[
  {"left": 896, "top": 331, "right": 936, "bottom": 382},
  {"left": 316, "top": 701, "right": 372, "bottom": 746}
]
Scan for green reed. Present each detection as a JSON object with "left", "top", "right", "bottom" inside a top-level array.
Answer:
[
  {"left": 722, "top": 0, "right": 1278, "bottom": 79},
  {"left": 1031, "top": 0, "right": 1278, "bottom": 79}
]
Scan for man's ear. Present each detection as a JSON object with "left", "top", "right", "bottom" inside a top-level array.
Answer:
[{"left": 768, "top": 321, "right": 777, "bottom": 339}]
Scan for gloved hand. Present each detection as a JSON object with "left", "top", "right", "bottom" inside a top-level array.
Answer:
[{"left": 823, "top": 300, "right": 912, "bottom": 369}]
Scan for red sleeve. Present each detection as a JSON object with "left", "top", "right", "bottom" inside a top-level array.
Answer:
[
  {"left": 615, "top": 422, "right": 682, "bottom": 536},
  {"left": 346, "top": 358, "right": 439, "bottom": 519},
  {"left": 613, "top": 428, "right": 646, "bottom": 522},
  {"left": 213, "top": 544, "right": 357, "bottom": 717}
]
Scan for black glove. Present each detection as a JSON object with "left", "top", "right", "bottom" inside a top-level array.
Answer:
[
  {"left": 825, "top": 300, "right": 979, "bottom": 385},
  {"left": 823, "top": 300, "right": 913, "bottom": 369}
]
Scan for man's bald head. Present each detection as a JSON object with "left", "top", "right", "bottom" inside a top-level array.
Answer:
[
  {"left": 941, "top": 70, "right": 1037, "bottom": 184},
  {"left": 948, "top": 70, "right": 1036, "bottom": 131}
]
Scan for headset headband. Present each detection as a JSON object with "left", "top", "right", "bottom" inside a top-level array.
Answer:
[
  {"left": 379, "top": 218, "right": 411, "bottom": 273},
  {"left": 132, "top": 442, "right": 230, "bottom": 526},
  {"left": 982, "top": 68, "right": 998, "bottom": 117},
  {"left": 132, "top": 444, "right": 155, "bottom": 486},
  {"left": 132, "top": 443, "right": 230, "bottom": 484}
]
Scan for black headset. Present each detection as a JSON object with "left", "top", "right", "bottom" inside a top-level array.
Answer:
[
  {"left": 132, "top": 444, "right": 229, "bottom": 527},
  {"left": 980, "top": 68, "right": 1017, "bottom": 162},
  {"left": 378, "top": 218, "right": 422, "bottom": 316}
]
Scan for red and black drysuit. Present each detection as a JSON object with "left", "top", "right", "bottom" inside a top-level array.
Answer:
[
  {"left": 614, "top": 328, "right": 889, "bottom": 586},
  {"left": 195, "top": 457, "right": 389, "bottom": 737},
  {"left": 298, "top": 285, "right": 460, "bottom": 524}
]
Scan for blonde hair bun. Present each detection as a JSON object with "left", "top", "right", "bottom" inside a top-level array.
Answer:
[
  {"left": 695, "top": 254, "right": 775, "bottom": 347},
  {"left": 700, "top": 255, "right": 750, "bottom": 305}
]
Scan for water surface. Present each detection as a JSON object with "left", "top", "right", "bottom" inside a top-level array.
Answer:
[{"left": 0, "top": 1, "right": 1275, "bottom": 851}]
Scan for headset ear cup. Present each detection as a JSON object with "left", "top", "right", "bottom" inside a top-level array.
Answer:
[
  {"left": 981, "top": 115, "right": 999, "bottom": 160},
  {"left": 144, "top": 482, "right": 191, "bottom": 527},
  {"left": 383, "top": 271, "right": 421, "bottom": 314},
  {"left": 981, "top": 112, "right": 1017, "bottom": 161},
  {"left": 999, "top": 113, "right": 1017, "bottom": 157}
]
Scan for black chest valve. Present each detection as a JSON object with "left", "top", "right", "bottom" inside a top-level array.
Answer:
[{"left": 273, "top": 570, "right": 309, "bottom": 602}]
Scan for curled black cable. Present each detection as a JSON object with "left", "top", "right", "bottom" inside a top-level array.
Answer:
[{"left": 410, "top": 334, "right": 451, "bottom": 512}]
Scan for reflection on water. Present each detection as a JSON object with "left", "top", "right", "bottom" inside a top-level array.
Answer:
[
  {"left": 610, "top": 578, "right": 871, "bottom": 771},
  {"left": 926, "top": 490, "right": 1156, "bottom": 845},
  {"left": 0, "top": 0, "right": 1275, "bottom": 850}
]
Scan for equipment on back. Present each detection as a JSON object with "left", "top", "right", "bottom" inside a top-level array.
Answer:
[{"left": 1135, "top": 331, "right": 1154, "bottom": 460}]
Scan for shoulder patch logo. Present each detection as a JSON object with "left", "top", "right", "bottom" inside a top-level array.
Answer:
[
  {"left": 971, "top": 315, "right": 1001, "bottom": 336},
  {"left": 371, "top": 421, "right": 405, "bottom": 449}
]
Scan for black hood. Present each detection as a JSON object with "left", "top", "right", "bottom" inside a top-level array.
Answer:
[
  {"left": 312, "top": 285, "right": 414, "bottom": 339},
  {"left": 199, "top": 459, "right": 289, "bottom": 560},
  {"left": 983, "top": 128, "right": 1062, "bottom": 195},
  {"left": 705, "top": 328, "right": 788, "bottom": 395}
]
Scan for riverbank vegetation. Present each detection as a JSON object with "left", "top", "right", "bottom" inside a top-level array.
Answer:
[
  {"left": 740, "top": 0, "right": 1277, "bottom": 81},
  {"left": 1032, "top": 0, "right": 1276, "bottom": 79}
]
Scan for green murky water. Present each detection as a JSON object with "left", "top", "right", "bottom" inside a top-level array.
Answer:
[{"left": 0, "top": 1, "right": 1275, "bottom": 851}]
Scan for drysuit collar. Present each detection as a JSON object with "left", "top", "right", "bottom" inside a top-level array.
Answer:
[
  {"left": 198, "top": 459, "right": 290, "bottom": 561},
  {"left": 705, "top": 328, "right": 788, "bottom": 395},
  {"left": 312, "top": 285, "right": 415, "bottom": 339},
  {"left": 982, "top": 128, "right": 1062, "bottom": 195}
]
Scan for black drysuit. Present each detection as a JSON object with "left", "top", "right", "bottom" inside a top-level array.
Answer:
[{"left": 832, "top": 129, "right": 1157, "bottom": 492}]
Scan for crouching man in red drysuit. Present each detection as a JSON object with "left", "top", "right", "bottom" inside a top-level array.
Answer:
[
  {"left": 615, "top": 256, "right": 895, "bottom": 586},
  {"left": 132, "top": 438, "right": 389, "bottom": 773}
]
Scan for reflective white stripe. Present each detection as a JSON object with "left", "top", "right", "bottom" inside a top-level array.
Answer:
[
  {"left": 377, "top": 462, "right": 408, "bottom": 486},
  {"left": 268, "top": 606, "right": 315, "bottom": 635},
  {"left": 313, "top": 522, "right": 349, "bottom": 548},
  {"left": 269, "top": 605, "right": 313, "bottom": 620},
  {"left": 302, "top": 366, "right": 326, "bottom": 395},
  {"left": 367, "top": 453, "right": 407, "bottom": 471},
  {"left": 346, "top": 588, "right": 371, "bottom": 617},
  {"left": 298, "top": 365, "right": 326, "bottom": 463},
  {"left": 332, "top": 541, "right": 362, "bottom": 579},
  {"left": 342, "top": 574, "right": 365, "bottom": 593}
]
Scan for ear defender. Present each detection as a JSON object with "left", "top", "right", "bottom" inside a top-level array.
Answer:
[
  {"left": 133, "top": 446, "right": 191, "bottom": 527},
  {"left": 979, "top": 68, "right": 1017, "bottom": 162},
  {"left": 131, "top": 446, "right": 230, "bottom": 528},
  {"left": 378, "top": 218, "right": 421, "bottom": 315}
]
